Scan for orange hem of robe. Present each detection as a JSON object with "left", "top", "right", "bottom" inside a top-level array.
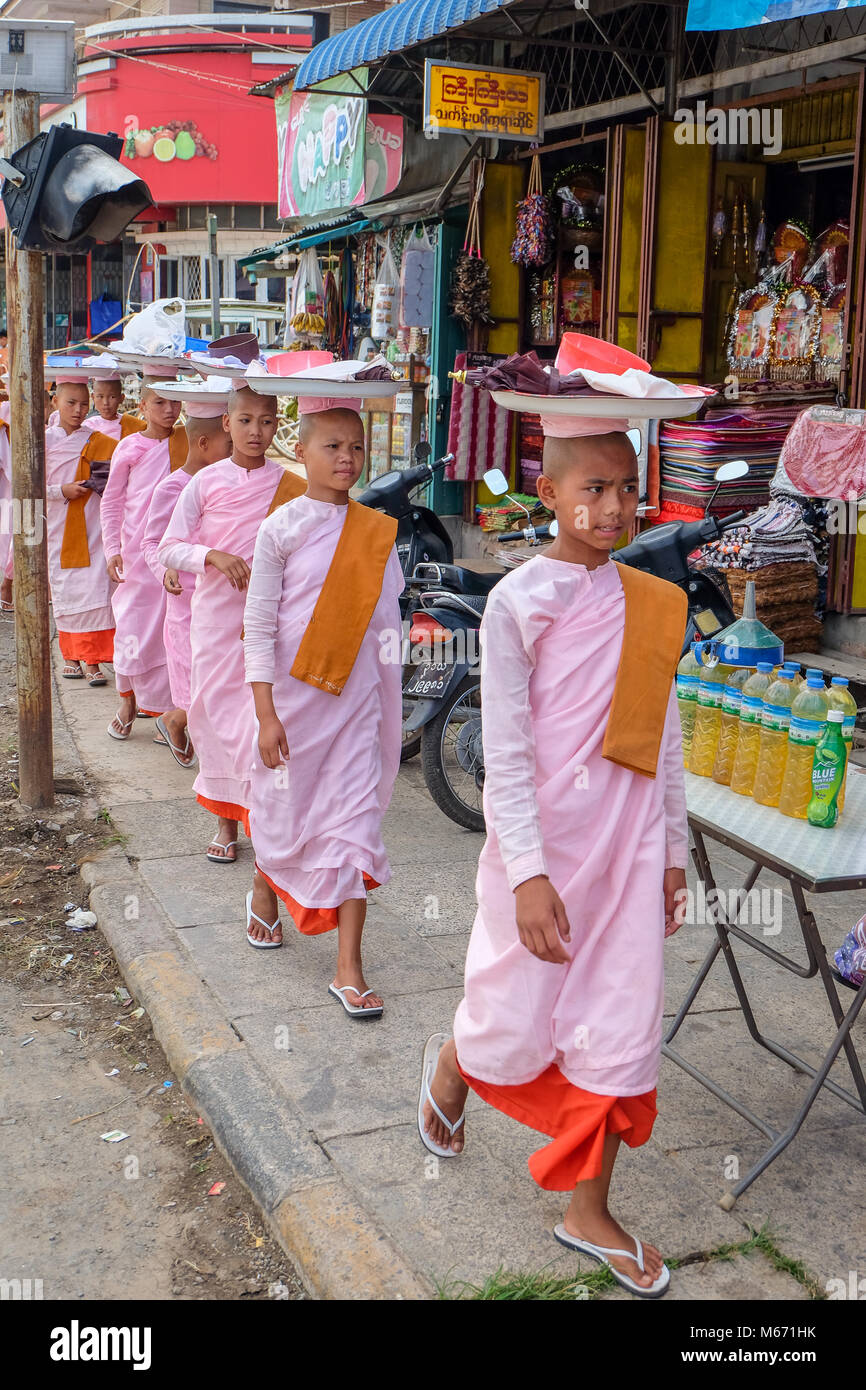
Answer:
[
  {"left": 456, "top": 1058, "right": 657, "bottom": 1192},
  {"left": 196, "top": 793, "right": 250, "bottom": 838},
  {"left": 57, "top": 628, "right": 115, "bottom": 663},
  {"left": 256, "top": 863, "right": 379, "bottom": 937}
]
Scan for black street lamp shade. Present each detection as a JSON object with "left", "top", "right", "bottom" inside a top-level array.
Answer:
[{"left": 40, "top": 146, "right": 151, "bottom": 246}]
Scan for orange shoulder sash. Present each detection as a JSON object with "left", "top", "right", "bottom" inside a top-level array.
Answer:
[
  {"left": 604, "top": 563, "right": 688, "bottom": 778},
  {"left": 60, "top": 431, "right": 119, "bottom": 570}
]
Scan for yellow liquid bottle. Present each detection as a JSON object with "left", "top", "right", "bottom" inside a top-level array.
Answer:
[
  {"left": 688, "top": 663, "right": 732, "bottom": 778},
  {"left": 778, "top": 676, "right": 829, "bottom": 820},
  {"left": 730, "top": 663, "right": 775, "bottom": 797},
  {"left": 827, "top": 677, "right": 857, "bottom": 812},
  {"left": 712, "top": 666, "right": 753, "bottom": 785},
  {"left": 676, "top": 644, "right": 701, "bottom": 768},
  {"left": 752, "top": 673, "right": 798, "bottom": 807}
]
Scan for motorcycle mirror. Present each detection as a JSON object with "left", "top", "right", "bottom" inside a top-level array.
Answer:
[
  {"left": 626, "top": 427, "right": 642, "bottom": 456},
  {"left": 483, "top": 468, "right": 510, "bottom": 497},
  {"left": 413, "top": 441, "right": 432, "bottom": 465},
  {"left": 549, "top": 519, "right": 559, "bottom": 537},
  {"left": 714, "top": 459, "right": 749, "bottom": 482}
]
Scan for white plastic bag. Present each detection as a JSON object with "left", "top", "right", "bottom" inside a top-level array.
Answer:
[
  {"left": 399, "top": 226, "right": 435, "bottom": 328},
  {"left": 371, "top": 240, "right": 398, "bottom": 339},
  {"left": 117, "top": 298, "right": 186, "bottom": 355},
  {"left": 285, "top": 248, "right": 325, "bottom": 343}
]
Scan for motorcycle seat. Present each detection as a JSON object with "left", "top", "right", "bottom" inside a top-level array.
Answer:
[
  {"left": 423, "top": 591, "right": 487, "bottom": 618},
  {"left": 451, "top": 566, "right": 501, "bottom": 595}
]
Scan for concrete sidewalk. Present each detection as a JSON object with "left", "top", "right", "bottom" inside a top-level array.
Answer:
[{"left": 55, "top": 654, "right": 866, "bottom": 1300}]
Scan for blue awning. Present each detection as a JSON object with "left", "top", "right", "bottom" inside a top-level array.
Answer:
[{"left": 295, "top": 0, "right": 521, "bottom": 91}]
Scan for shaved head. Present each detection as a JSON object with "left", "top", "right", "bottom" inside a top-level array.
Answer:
[
  {"left": 226, "top": 386, "right": 262, "bottom": 415},
  {"left": 541, "top": 430, "right": 636, "bottom": 481},
  {"left": 185, "top": 413, "right": 229, "bottom": 444},
  {"left": 54, "top": 381, "right": 89, "bottom": 404},
  {"left": 298, "top": 407, "right": 363, "bottom": 448}
]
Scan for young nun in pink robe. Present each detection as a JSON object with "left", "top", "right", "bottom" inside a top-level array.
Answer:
[
  {"left": 82, "top": 376, "right": 145, "bottom": 443},
  {"left": 141, "top": 388, "right": 231, "bottom": 767},
  {"left": 45, "top": 381, "right": 116, "bottom": 683},
  {"left": 157, "top": 387, "right": 291, "bottom": 863},
  {"left": 101, "top": 385, "right": 184, "bottom": 736},
  {"left": 419, "top": 412, "right": 689, "bottom": 1299},
  {"left": 241, "top": 396, "right": 402, "bottom": 1017}
]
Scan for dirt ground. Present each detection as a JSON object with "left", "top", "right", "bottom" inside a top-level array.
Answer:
[{"left": 0, "top": 610, "right": 305, "bottom": 1300}]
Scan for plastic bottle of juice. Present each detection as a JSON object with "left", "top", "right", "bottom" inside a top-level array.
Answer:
[
  {"left": 778, "top": 675, "right": 830, "bottom": 819},
  {"left": 730, "top": 663, "right": 775, "bottom": 796},
  {"left": 676, "top": 643, "right": 701, "bottom": 768},
  {"left": 752, "top": 671, "right": 798, "bottom": 807},
  {"left": 827, "top": 676, "right": 857, "bottom": 812},
  {"left": 712, "top": 666, "right": 753, "bottom": 785},
  {"left": 688, "top": 661, "right": 733, "bottom": 777},
  {"left": 807, "top": 712, "right": 848, "bottom": 829}
]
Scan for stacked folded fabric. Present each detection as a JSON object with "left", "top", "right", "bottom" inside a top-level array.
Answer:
[
  {"left": 519, "top": 415, "right": 544, "bottom": 494},
  {"left": 657, "top": 408, "right": 801, "bottom": 523}
]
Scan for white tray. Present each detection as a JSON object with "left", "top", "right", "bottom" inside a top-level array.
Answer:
[
  {"left": 49, "top": 361, "right": 125, "bottom": 382},
  {"left": 184, "top": 354, "right": 257, "bottom": 379},
  {"left": 245, "top": 375, "right": 403, "bottom": 399},
  {"left": 144, "top": 381, "right": 231, "bottom": 405},
  {"left": 110, "top": 350, "right": 197, "bottom": 377},
  {"left": 491, "top": 389, "right": 712, "bottom": 418}
]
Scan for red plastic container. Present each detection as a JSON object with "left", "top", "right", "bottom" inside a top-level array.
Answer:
[{"left": 555, "top": 333, "right": 650, "bottom": 376}]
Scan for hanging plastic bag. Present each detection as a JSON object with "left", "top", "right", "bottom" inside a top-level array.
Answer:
[
  {"left": 399, "top": 225, "right": 435, "bottom": 328},
  {"left": 371, "top": 239, "right": 398, "bottom": 340},
  {"left": 116, "top": 298, "right": 186, "bottom": 355},
  {"left": 287, "top": 248, "right": 325, "bottom": 340}
]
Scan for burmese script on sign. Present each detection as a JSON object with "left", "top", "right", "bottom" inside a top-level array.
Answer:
[{"left": 423, "top": 61, "right": 544, "bottom": 142}]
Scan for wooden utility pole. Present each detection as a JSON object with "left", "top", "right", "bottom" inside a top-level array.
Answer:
[
  {"left": 207, "top": 213, "right": 221, "bottom": 340},
  {"left": 4, "top": 90, "right": 54, "bottom": 807}
]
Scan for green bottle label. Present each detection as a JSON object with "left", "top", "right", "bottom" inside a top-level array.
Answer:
[
  {"left": 807, "top": 725, "right": 847, "bottom": 828},
  {"left": 722, "top": 689, "right": 743, "bottom": 715},
  {"left": 740, "top": 695, "right": 764, "bottom": 725},
  {"left": 677, "top": 675, "right": 699, "bottom": 704},
  {"left": 789, "top": 714, "right": 825, "bottom": 747},
  {"left": 762, "top": 706, "right": 791, "bottom": 732},
  {"left": 698, "top": 680, "right": 723, "bottom": 709}
]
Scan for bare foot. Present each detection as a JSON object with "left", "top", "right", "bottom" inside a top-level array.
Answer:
[
  {"left": 109, "top": 692, "right": 136, "bottom": 737},
  {"left": 422, "top": 1038, "right": 468, "bottom": 1152},
  {"left": 161, "top": 708, "right": 195, "bottom": 765},
  {"left": 248, "top": 872, "right": 282, "bottom": 944},
  {"left": 206, "top": 818, "right": 238, "bottom": 863},
  {"left": 332, "top": 966, "right": 382, "bottom": 1012},
  {"left": 562, "top": 1208, "right": 664, "bottom": 1288}
]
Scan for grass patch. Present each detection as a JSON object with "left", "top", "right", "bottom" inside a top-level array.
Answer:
[{"left": 435, "top": 1222, "right": 825, "bottom": 1301}]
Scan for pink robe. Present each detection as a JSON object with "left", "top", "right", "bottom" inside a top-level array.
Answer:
[
  {"left": 157, "top": 456, "right": 286, "bottom": 821},
  {"left": 83, "top": 414, "right": 122, "bottom": 440},
  {"left": 453, "top": 555, "right": 687, "bottom": 1101},
  {"left": 45, "top": 424, "right": 115, "bottom": 637},
  {"left": 100, "top": 433, "right": 173, "bottom": 712},
  {"left": 242, "top": 496, "right": 403, "bottom": 927},
  {"left": 142, "top": 468, "right": 195, "bottom": 710}
]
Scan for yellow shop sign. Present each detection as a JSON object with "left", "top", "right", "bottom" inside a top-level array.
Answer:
[{"left": 423, "top": 61, "right": 544, "bottom": 142}]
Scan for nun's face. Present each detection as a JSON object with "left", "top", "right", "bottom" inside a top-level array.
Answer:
[{"left": 537, "top": 433, "right": 639, "bottom": 554}]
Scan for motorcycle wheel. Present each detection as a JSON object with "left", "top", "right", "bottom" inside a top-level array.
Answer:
[{"left": 421, "top": 674, "right": 485, "bottom": 832}]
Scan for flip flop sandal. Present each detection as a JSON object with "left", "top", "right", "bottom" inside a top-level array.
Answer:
[
  {"left": 107, "top": 712, "right": 135, "bottom": 741},
  {"left": 62, "top": 664, "right": 84, "bottom": 679},
  {"left": 0, "top": 600, "right": 13, "bottom": 613},
  {"left": 328, "top": 983, "right": 383, "bottom": 1019},
  {"left": 245, "top": 889, "right": 282, "bottom": 949},
  {"left": 135, "top": 711, "right": 154, "bottom": 719},
  {"left": 154, "top": 715, "right": 198, "bottom": 769},
  {"left": 86, "top": 670, "right": 107, "bottom": 687},
  {"left": 206, "top": 839, "right": 237, "bottom": 864},
  {"left": 553, "top": 1225, "right": 670, "bottom": 1299},
  {"left": 417, "top": 1032, "right": 465, "bottom": 1156}
]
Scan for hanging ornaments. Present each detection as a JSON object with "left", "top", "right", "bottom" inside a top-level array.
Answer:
[
  {"left": 754, "top": 204, "right": 769, "bottom": 270},
  {"left": 450, "top": 161, "right": 495, "bottom": 352},
  {"left": 510, "top": 151, "right": 554, "bottom": 267}
]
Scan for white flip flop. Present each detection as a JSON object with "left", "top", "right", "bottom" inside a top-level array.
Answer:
[
  {"left": 245, "top": 889, "right": 282, "bottom": 949},
  {"left": 107, "top": 711, "right": 135, "bottom": 741},
  {"left": 206, "top": 839, "right": 237, "bottom": 864},
  {"left": 553, "top": 1224, "right": 670, "bottom": 1299},
  {"left": 155, "top": 715, "right": 198, "bottom": 769},
  {"left": 328, "top": 982, "right": 383, "bottom": 1019},
  {"left": 417, "top": 1031, "right": 465, "bottom": 1158}
]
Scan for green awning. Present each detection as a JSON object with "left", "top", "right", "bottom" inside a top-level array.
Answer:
[{"left": 237, "top": 217, "right": 381, "bottom": 276}]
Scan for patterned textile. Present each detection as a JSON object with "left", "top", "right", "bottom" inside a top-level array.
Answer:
[
  {"left": 777, "top": 408, "right": 866, "bottom": 500},
  {"left": 656, "top": 408, "right": 798, "bottom": 524},
  {"left": 447, "top": 352, "right": 514, "bottom": 483}
]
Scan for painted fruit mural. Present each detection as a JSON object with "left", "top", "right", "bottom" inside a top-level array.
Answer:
[{"left": 124, "top": 120, "right": 219, "bottom": 162}]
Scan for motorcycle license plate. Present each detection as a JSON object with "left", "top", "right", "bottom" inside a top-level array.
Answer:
[
  {"left": 694, "top": 608, "right": 722, "bottom": 635},
  {"left": 405, "top": 661, "right": 452, "bottom": 698}
]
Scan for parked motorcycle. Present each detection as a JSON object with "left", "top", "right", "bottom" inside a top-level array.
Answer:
[{"left": 403, "top": 459, "right": 751, "bottom": 830}]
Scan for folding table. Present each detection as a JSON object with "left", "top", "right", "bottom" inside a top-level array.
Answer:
[{"left": 664, "top": 767, "right": 866, "bottom": 1208}]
